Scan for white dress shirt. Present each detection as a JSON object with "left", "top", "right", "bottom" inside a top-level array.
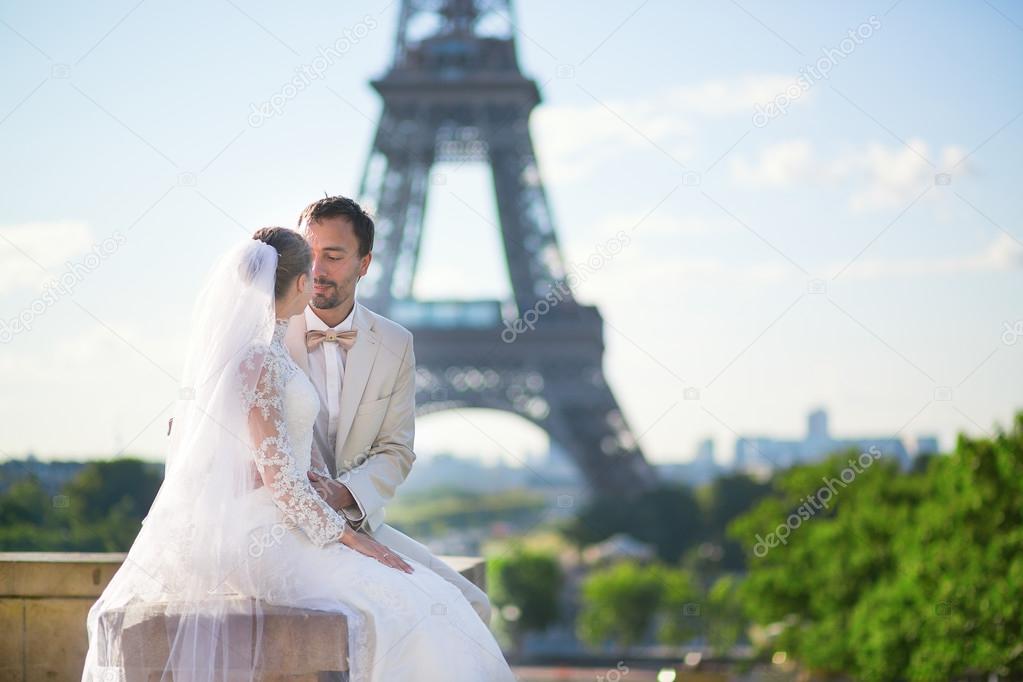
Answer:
[{"left": 303, "top": 303, "right": 365, "bottom": 521}]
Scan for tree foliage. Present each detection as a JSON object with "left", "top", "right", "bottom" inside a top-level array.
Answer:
[
  {"left": 730, "top": 412, "right": 1023, "bottom": 680},
  {"left": 0, "top": 458, "right": 161, "bottom": 551}
]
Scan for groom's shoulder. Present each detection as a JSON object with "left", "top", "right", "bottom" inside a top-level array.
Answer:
[{"left": 362, "top": 304, "right": 413, "bottom": 348}]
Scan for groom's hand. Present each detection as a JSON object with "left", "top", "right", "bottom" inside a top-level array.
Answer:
[{"left": 308, "top": 470, "right": 355, "bottom": 511}]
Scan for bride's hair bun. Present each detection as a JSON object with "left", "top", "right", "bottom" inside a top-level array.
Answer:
[{"left": 251, "top": 227, "right": 312, "bottom": 298}]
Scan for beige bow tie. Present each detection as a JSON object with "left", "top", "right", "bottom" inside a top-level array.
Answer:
[{"left": 306, "top": 328, "right": 357, "bottom": 352}]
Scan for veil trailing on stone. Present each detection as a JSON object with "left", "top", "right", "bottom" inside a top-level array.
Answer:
[{"left": 82, "top": 238, "right": 286, "bottom": 679}]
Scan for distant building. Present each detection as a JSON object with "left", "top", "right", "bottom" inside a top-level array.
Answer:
[
  {"left": 401, "top": 447, "right": 582, "bottom": 494},
  {"left": 0, "top": 457, "right": 87, "bottom": 495},
  {"left": 808, "top": 408, "right": 828, "bottom": 442},
  {"left": 655, "top": 438, "right": 721, "bottom": 486},
  {"left": 916, "top": 436, "right": 941, "bottom": 456},
  {"left": 734, "top": 407, "right": 913, "bottom": 473},
  {"left": 581, "top": 533, "right": 656, "bottom": 566}
]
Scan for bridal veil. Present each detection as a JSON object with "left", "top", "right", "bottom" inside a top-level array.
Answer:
[{"left": 83, "top": 238, "right": 293, "bottom": 680}]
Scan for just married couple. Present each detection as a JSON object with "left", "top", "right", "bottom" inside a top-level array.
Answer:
[{"left": 82, "top": 196, "right": 516, "bottom": 681}]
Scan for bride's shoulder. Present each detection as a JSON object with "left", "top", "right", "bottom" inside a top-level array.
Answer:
[
  {"left": 237, "top": 341, "right": 299, "bottom": 413},
  {"left": 238, "top": 340, "right": 270, "bottom": 370},
  {"left": 237, "top": 341, "right": 294, "bottom": 383}
]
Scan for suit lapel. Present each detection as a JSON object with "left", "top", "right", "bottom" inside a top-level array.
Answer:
[{"left": 334, "top": 303, "right": 380, "bottom": 465}]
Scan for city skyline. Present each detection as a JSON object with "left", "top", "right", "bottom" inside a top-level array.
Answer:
[{"left": 4, "top": 404, "right": 946, "bottom": 474}]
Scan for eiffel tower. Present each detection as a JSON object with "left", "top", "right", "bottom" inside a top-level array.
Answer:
[{"left": 355, "top": 0, "right": 657, "bottom": 494}]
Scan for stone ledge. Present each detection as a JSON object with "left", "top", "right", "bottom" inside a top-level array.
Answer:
[
  {"left": 0, "top": 552, "right": 127, "bottom": 599},
  {"left": 104, "top": 597, "right": 351, "bottom": 676},
  {"left": 0, "top": 552, "right": 486, "bottom": 681}
]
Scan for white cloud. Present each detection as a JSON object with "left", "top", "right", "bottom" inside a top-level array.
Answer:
[
  {"left": 729, "top": 138, "right": 971, "bottom": 211},
  {"left": 578, "top": 210, "right": 726, "bottom": 241},
  {"left": 533, "top": 74, "right": 794, "bottom": 184},
  {"left": 593, "top": 229, "right": 1022, "bottom": 296},
  {"left": 731, "top": 139, "right": 814, "bottom": 187},
  {"left": 563, "top": 232, "right": 791, "bottom": 312},
  {"left": 830, "top": 139, "right": 971, "bottom": 211},
  {"left": 983, "top": 232, "right": 1023, "bottom": 270},
  {"left": 834, "top": 139, "right": 939, "bottom": 211},
  {"left": 835, "top": 232, "right": 1023, "bottom": 279},
  {"left": 532, "top": 102, "right": 668, "bottom": 184},
  {"left": 568, "top": 208, "right": 1021, "bottom": 302},
  {"left": 0, "top": 221, "right": 93, "bottom": 294},
  {"left": 663, "top": 75, "right": 800, "bottom": 116}
]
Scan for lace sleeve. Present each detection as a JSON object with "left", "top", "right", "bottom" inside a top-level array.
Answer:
[{"left": 241, "top": 346, "right": 347, "bottom": 548}]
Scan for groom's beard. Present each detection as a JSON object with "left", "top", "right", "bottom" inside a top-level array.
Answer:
[{"left": 311, "top": 278, "right": 344, "bottom": 309}]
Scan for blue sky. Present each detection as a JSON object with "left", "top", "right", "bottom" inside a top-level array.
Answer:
[{"left": 1, "top": 0, "right": 1021, "bottom": 467}]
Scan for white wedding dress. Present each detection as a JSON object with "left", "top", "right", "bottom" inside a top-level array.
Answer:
[{"left": 226, "top": 320, "right": 516, "bottom": 681}]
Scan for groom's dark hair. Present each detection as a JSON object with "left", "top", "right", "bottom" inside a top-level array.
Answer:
[{"left": 298, "top": 195, "right": 374, "bottom": 257}]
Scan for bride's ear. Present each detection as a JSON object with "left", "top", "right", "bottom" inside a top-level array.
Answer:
[{"left": 296, "top": 271, "right": 310, "bottom": 293}]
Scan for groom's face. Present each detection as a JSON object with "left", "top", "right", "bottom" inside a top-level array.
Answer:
[{"left": 306, "top": 217, "right": 370, "bottom": 311}]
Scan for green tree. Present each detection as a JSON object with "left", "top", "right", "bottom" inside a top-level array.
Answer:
[
  {"left": 63, "top": 458, "right": 162, "bottom": 524},
  {"left": 566, "top": 485, "right": 703, "bottom": 562},
  {"left": 0, "top": 476, "right": 70, "bottom": 550},
  {"left": 729, "top": 412, "right": 1023, "bottom": 680},
  {"left": 0, "top": 458, "right": 163, "bottom": 552},
  {"left": 577, "top": 561, "right": 665, "bottom": 651},
  {"left": 703, "top": 574, "right": 748, "bottom": 656},
  {"left": 729, "top": 448, "right": 928, "bottom": 675},
  {"left": 0, "top": 476, "right": 51, "bottom": 526},
  {"left": 488, "top": 547, "right": 562, "bottom": 652},
  {"left": 655, "top": 566, "right": 702, "bottom": 646},
  {"left": 697, "top": 473, "right": 772, "bottom": 571},
  {"left": 853, "top": 413, "right": 1023, "bottom": 680}
]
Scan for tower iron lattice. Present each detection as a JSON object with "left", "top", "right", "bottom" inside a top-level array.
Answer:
[{"left": 356, "top": 0, "right": 658, "bottom": 493}]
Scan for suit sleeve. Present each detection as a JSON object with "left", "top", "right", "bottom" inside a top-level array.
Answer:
[
  {"left": 337, "top": 333, "right": 416, "bottom": 528},
  {"left": 314, "top": 438, "right": 365, "bottom": 523}
]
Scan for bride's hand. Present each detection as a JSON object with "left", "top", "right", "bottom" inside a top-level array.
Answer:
[{"left": 340, "top": 527, "right": 415, "bottom": 574}]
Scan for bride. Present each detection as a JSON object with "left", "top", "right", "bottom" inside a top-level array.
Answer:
[{"left": 82, "top": 228, "right": 516, "bottom": 681}]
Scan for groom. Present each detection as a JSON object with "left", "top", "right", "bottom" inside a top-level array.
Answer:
[{"left": 285, "top": 195, "right": 492, "bottom": 623}]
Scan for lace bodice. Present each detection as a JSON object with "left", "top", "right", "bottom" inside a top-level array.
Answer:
[{"left": 239, "top": 320, "right": 347, "bottom": 547}]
